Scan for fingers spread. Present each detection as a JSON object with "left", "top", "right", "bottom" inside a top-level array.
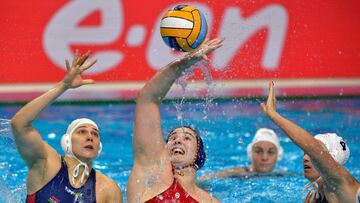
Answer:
[
  {"left": 65, "top": 59, "right": 70, "bottom": 72},
  {"left": 72, "top": 49, "right": 79, "bottom": 68},
  {"left": 80, "top": 59, "right": 97, "bottom": 73},
  {"left": 78, "top": 51, "right": 91, "bottom": 66},
  {"left": 208, "top": 38, "right": 224, "bottom": 47}
]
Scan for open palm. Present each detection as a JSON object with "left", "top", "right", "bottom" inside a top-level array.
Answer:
[{"left": 63, "top": 50, "right": 97, "bottom": 89}]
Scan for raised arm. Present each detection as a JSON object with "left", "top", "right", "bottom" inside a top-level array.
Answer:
[
  {"left": 133, "top": 39, "right": 223, "bottom": 166},
  {"left": 11, "top": 51, "right": 96, "bottom": 167},
  {"left": 261, "top": 82, "right": 351, "bottom": 184}
]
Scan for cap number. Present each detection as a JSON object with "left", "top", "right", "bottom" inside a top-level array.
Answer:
[{"left": 340, "top": 141, "right": 346, "bottom": 151}]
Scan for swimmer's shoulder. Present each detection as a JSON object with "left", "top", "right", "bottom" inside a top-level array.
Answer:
[
  {"left": 96, "top": 171, "right": 120, "bottom": 188},
  {"left": 96, "top": 171, "right": 123, "bottom": 202},
  {"left": 196, "top": 186, "right": 221, "bottom": 203}
]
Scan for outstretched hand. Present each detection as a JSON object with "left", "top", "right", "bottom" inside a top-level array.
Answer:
[
  {"left": 185, "top": 38, "right": 224, "bottom": 64},
  {"left": 261, "top": 81, "right": 277, "bottom": 116},
  {"left": 63, "top": 50, "right": 97, "bottom": 89}
]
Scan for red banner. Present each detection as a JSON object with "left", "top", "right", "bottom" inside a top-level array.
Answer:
[{"left": 1, "top": 0, "right": 360, "bottom": 84}]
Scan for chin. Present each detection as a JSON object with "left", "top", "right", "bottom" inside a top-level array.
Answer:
[
  {"left": 79, "top": 154, "right": 96, "bottom": 161},
  {"left": 257, "top": 165, "right": 273, "bottom": 173},
  {"left": 305, "top": 174, "right": 318, "bottom": 182}
]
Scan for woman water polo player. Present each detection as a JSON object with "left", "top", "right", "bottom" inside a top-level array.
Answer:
[
  {"left": 198, "top": 128, "right": 283, "bottom": 181},
  {"left": 11, "top": 51, "right": 122, "bottom": 202},
  {"left": 126, "top": 38, "right": 223, "bottom": 203},
  {"left": 261, "top": 81, "right": 360, "bottom": 203}
]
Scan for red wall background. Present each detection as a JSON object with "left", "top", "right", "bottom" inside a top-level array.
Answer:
[{"left": 0, "top": 0, "right": 359, "bottom": 86}]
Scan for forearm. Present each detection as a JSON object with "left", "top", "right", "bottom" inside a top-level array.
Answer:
[
  {"left": 267, "top": 111, "right": 325, "bottom": 157},
  {"left": 269, "top": 112, "right": 352, "bottom": 184},
  {"left": 11, "top": 82, "right": 68, "bottom": 131},
  {"left": 198, "top": 169, "right": 238, "bottom": 181},
  {"left": 138, "top": 55, "right": 199, "bottom": 103}
]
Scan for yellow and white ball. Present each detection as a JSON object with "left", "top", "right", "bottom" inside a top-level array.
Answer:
[{"left": 160, "top": 5, "right": 208, "bottom": 52}]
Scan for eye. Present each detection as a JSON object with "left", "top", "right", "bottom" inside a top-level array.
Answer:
[
  {"left": 92, "top": 131, "right": 99, "bottom": 137},
  {"left": 78, "top": 129, "right": 86, "bottom": 135},
  {"left": 254, "top": 149, "right": 262, "bottom": 154},
  {"left": 184, "top": 136, "right": 191, "bottom": 141},
  {"left": 168, "top": 135, "right": 176, "bottom": 141}
]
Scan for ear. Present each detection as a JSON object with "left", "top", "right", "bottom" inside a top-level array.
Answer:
[
  {"left": 95, "top": 142, "right": 103, "bottom": 159},
  {"left": 247, "top": 144, "right": 253, "bottom": 162},
  {"left": 61, "top": 134, "right": 72, "bottom": 154}
]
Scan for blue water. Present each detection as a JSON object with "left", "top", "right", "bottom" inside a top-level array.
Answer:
[{"left": 0, "top": 98, "right": 359, "bottom": 202}]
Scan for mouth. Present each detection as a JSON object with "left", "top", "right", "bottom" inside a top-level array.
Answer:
[
  {"left": 259, "top": 164, "right": 272, "bottom": 169},
  {"left": 171, "top": 146, "right": 185, "bottom": 155},
  {"left": 84, "top": 145, "right": 94, "bottom": 150},
  {"left": 304, "top": 165, "right": 311, "bottom": 170}
]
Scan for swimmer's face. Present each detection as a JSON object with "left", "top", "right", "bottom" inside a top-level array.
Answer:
[
  {"left": 303, "top": 154, "right": 320, "bottom": 182},
  {"left": 71, "top": 124, "right": 100, "bottom": 162},
  {"left": 166, "top": 127, "right": 198, "bottom": 168},
  {"left": 252, "top": 141, "right": 278, "bottom": 173}
]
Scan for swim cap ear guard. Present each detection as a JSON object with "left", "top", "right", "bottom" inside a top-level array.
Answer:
[
  {"left": 314, "top": 133, "right": 350, "bottom": 165},
  {"left": 193, "top": 134, "right": 206, "bottom": 169},
  {"left": 61, "top": 118, "right": 102, "bottom": 159},
  {"left": 167, "top": 126, "right": 206, "bottom": 170},
  {"left": 247, "top": 128, "right": 283, "bottom": 162}
]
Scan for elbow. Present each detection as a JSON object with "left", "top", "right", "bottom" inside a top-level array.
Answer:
[
  {"left": 10, "top": 117, "right": 21, "bottom": 132},
  {"left": 10, "top": 116, "right": 29, "bottom": 133},
  {"left": 10, "top": 117, "right": 19, "bottom": 129}
]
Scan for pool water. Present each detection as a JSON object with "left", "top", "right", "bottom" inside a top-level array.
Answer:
[{"left": 0, "top": 98, "right": 359, "bottom": 202}]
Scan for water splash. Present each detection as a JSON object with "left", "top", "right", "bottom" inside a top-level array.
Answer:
[
  {"left": 0, "top": 176, "right": 19, "bottom": 203},
  {"left": 174, "top": 59, "right": 218, "bottom": 125},
  {"left": 0, "top": 119, "right": 24, "bottom": 203},
  {"left": 0, "top": 119, "right": 15, "bottom": 143}
]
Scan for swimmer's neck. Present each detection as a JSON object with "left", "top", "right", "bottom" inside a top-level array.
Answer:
[
  {"left": 316, "top": 178, "right": 325, "bottom": 197},
  {"left": 174, "top": 166, "right": 197, "bottom": 190},
  {"left": 173, "top": 165, "right": 196, "bottom": 179},
  {"left": 64, "top": 156, "right": 93, "bottom": 187},
  {"left": 64, "top": 156, "right": 92, "bottom": 175},
  {"left": 308, "top": 176, "right": 326, "bottom": 200},
  {"left": 65, "top": 155, "right": 92, "bottom": 167}
]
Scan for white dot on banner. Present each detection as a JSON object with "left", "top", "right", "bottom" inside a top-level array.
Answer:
[{"left": 126, "top": 25, "right": 147, "bottom": 47}]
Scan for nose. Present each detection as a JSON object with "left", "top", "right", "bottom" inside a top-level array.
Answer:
[
  {"left": 174, "top": 137, "right": 182, "bottom": 145},
  {"left": 303, "top": 154, "right": 310, "bottom": 162},
  {"left": 261, "top": 153, "right": 269, "bottom": 161},
  {"left": 86, "top": 133, "right": 94, "bottom": 142}
]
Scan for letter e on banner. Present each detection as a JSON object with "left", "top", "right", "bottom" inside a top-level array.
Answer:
[{"left": 43, "top": 0, "right": 123, "bottom": 74}]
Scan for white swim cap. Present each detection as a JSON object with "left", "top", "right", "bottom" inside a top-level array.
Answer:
[
  {"left": 247, "top": 128, "right": 284, "bottom": 161},
  {"left": 314, "top": 133, "right": 350, "bottom": 165},
  {"left": 60, "top": 118, "right": 102, "bottom": 184}
]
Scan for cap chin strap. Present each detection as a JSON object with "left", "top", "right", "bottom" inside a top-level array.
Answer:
[
  {"left": 304, "top": 176, "right": 322, "bottom": 199},
  {"left": 67, "top": 153, "right": 90, "bottom": 185}
]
